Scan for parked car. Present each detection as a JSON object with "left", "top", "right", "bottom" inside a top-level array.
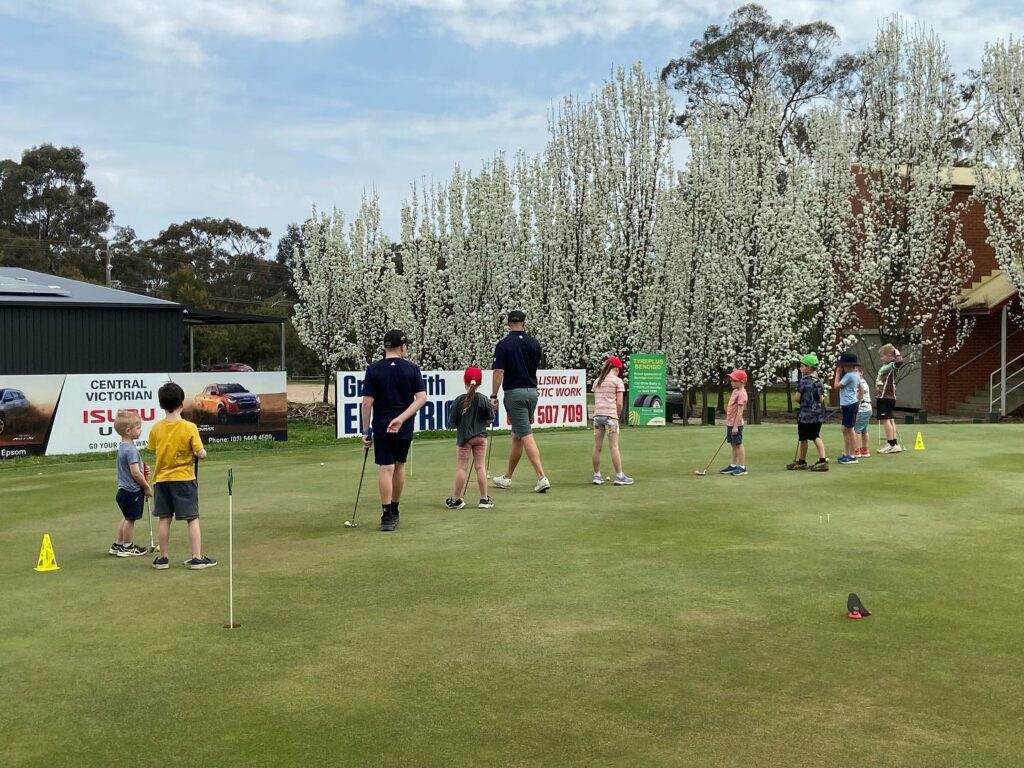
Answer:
[
  {"left": 194, "top": 383, "right": 261, "bottom": 424},
  {"left": 205, "top": 362, "right": 255, "bottom": 372},
  {"left": 0, "top": 387, "right": 30, "bottom": 435}
]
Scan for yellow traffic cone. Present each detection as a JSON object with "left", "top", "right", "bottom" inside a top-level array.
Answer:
[
  {"left": 34, "top": 534, "right": 60, "bottom": 572},
  {"left": 914, "top": 431, "right": 926, "bottom": 451}
]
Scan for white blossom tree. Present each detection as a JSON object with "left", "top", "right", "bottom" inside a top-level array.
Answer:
[
  {"left": 975, "top": 38, "right": 1024, "bottom": 306},
  {"left": 852, "top": 19, "right": 974, "bottom": 375},
  {"left": 291, "top": 207, "right": 356, "bottom": 402},
  {"left": 349, "top": 192, "right": 402, "bottom": 366}
]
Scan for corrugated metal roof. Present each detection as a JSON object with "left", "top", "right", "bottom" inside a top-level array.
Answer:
[{"left": 0, "top": 267, "right": 179, "bottom": 307}]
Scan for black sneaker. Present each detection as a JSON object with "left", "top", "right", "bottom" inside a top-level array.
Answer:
[
  {"left": 152, "top": 556, "right": 169, "bottom": 570},
  {"left": 185, "top": 556, "right": 218, "bottom": 570},
  {"left": 445, "top": 497, "right": 466, "bottom": 510},
  {"left": 786, "top": 459, "right": 808, "bottom": 470},
  {"left": 380, "top": 515, "right": 398, "bottom": 532},
  {"left": 108, "top": 542, "right": 124, "bottom": 556},
  {"left": 117, "top": 543, "right": 148, "bottom": 557},
  {"left": 809, "top": 459, "right": 830, "bottom": 472},
  {"left": 478, "top": 497, "right": 495, "bottom": 509}
]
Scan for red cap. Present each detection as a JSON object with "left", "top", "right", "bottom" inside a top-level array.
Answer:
[
  {"left": 607, "top": 356, "right": 623, "bottom": 369},
  {"left": 464, "top": 366, "right": 482, "bottom": 385},
  {"left": 728, "top": 369, "right": 748, "bottom": 384}
]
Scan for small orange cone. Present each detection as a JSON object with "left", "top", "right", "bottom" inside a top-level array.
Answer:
[{"left": 34, "top": 534, "right": 60, "bottom": 572}]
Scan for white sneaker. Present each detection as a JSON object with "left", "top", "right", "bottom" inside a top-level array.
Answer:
[
  {"left": 879, "top": 444, "right": 903, "bottom": 454},
  {"left": 534, "top": 476, "right": 551, "bottom": 493},
  {"left": 613, "top": 473, "right": 634, "bottom": 485},
  {"left": 592, "top": 473, "right": 605, "bottom": 485},
  {"left": 492, "top": 475, "right": 512, "bottom": 489}
]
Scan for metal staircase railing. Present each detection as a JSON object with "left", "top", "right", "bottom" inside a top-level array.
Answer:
[{"left": 990, "top": 351, "right": 1024, "bottom": 415}]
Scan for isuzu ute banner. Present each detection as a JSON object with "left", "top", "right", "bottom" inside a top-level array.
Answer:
[
  {"left": 0, "top": 372, "right": 287, "bottom": 459},
  {"left": 335, "top": 369, "right": 588, "bottom": 438}
]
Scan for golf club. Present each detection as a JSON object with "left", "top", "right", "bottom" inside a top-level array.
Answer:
[
  {"left": 344, "top": 446, "right": 370, "bottom": 528},
  {"left": 462, "top": 423, "right": 491, "bottom": 499},
  {"left": 790, "top": 408, "right": 837, "bottom": 467},
  {"left": 144, "top": 462, "right": 155, "bottom": 553},
  {"left": 694, "top": 437, "right": 728, "bottom": 476},
  {"left": 224, "top": 468, "right": 240, "bottom": 629}
]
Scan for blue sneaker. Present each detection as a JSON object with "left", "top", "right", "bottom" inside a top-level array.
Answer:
[
  {"left": 719, "top": 465, "right": 736, "bottom": 475},
  {"left": 730, "top": 466, "right": 748, "bottom": 476},
  {"left": 838, "top": 455, "right": 859, "bottom": 465}
]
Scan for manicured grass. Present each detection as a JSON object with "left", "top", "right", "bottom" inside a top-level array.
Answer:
[{"left": 2, "top": 424, "right": 1022, "bottom": 767}]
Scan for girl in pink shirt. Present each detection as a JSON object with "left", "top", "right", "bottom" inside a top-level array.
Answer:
[{"left": 591, "top": 356, "right": 633, "bottom": 485}]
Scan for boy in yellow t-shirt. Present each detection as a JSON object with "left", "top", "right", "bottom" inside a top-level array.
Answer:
[{"left": 147, "top": 382, "right": 216, "bottom": 570}]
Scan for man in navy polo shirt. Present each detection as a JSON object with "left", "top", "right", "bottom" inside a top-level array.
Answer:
[
  {"left": 360, "top": 329, "right": 427, "bottom": 531},
  {"left": 490, "top": 310, "right": 551, "bottom": 493}
]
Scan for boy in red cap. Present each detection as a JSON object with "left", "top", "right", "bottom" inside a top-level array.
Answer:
[
  {"left": 447, "top": 366, "right": 495, "bottom": 509},
  {"left": 591, "top": 355, "right": 633, "bottom": 485},
  {"left": 720, "top": 369, "right": 749, "bottom": 476}
]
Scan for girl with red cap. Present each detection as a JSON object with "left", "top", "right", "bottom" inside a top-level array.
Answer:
[
  {"left": 591, "top": 356, "right": 633, "bottom": 485},
  {"left": 447, "top": 366, "right": 495, "bottom": 509}
]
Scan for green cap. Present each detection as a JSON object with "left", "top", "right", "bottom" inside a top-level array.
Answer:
[{"left": 800, "top": 353, "right": 819, "bottom": 368}]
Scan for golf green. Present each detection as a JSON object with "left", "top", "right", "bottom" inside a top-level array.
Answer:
[{"left": 1, "top": 423, "right": 1022, "bottom": 767}]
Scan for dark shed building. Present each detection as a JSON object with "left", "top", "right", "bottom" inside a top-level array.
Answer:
[{"left": 0, "top": 267, "right": 183, "bottom": 375}]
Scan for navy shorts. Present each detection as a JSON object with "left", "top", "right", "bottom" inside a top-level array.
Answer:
[
  {"left": 725, "top": 425, "right": 744, "bottom": 445},
  {"left": 877, "top": 398, "right": 896, "bottom": 420},
  {"left": 798, "top": 422, "right": 822, "bottom": 442},
  {"left": 841, "top": 403, "right": 858, "bottom": 428},
  {"left": 373, "top": 434, "right": 412, "bottom": 466},
  {"left": 154, "top": 481, "right": 199, "bottom": 521},
  {"left": 116, "top": 488, "right": 145, "bottom": 521}
]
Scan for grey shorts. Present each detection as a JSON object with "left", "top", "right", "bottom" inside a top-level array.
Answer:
[
  {"left": 153, "top": 480, "right": 200, "bottom": 521},
  {"left": 504, "top": 388, "right": 539, "bottom": 437}
]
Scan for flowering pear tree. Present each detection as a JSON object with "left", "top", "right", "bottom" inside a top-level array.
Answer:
[
  {"left": 975, "top": 38, "right": 1024, "bottom": 306},
  {"left": 852, "top": 20, "right": 974, "bottom": 375},
  {"left": 291, "top": 207, "right": 356, "bottom": 402},
  {"left": 349, "top": 192, "right": 402, "bottom": 366}
]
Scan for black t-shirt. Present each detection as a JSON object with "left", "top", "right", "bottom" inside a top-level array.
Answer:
[
  {"left": 362, "top": 356, "right": 426, "bottom": 439},
  {"left": 492, "top": 332, "right": 542, "bottom": 390}
]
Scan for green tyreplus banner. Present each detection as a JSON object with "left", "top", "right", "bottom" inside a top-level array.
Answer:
[{"left": 627, "top": 353, "right": 666, "bottom": 426}]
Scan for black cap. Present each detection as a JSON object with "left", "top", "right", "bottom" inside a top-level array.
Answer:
[
  {"left": 383, "top": 329, "right": 409, "bottom": 349},
  {"left": 507, "top": 310, "right": 526, "bottom": 323},
  {"left": 837, "top": 352, "right": 859, "bottom": 366}
]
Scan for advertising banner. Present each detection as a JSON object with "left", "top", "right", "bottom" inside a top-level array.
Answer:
[
  {"left": 0, "top": 372, "right": 287, "bottom": 460},
  {"left": 627, "top": 353, "right": 667, "bottom": 426},
  {"left": 335, "top": 369, "right": 588, "bottom": 438}
]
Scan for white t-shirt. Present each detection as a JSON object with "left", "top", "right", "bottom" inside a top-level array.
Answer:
[{"left": 857, "top": 377, "right": 872, "bottom": 413}]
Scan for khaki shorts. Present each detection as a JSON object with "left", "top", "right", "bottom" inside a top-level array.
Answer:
[{"left": 504, "top": 388, "right": 538, "bottom": 437}]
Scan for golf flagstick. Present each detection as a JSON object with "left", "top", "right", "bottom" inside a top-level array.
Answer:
[{"left": 224, "top": 468, "right": 239, "bottom": 629}]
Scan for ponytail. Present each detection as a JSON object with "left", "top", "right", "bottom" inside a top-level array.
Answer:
[
  {"left": 463, "top": 380, "right": 478, "bottom": 414},
  {"left": 594, "top": 361, "right": 615, "bottom": 390}
]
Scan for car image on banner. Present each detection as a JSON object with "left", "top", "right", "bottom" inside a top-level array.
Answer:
[{"left": 193, "top": 382, "right": 261, "bottom": 424}]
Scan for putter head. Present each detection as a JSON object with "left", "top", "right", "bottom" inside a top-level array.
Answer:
[
  {"left": 694, "top": 469, "right": 707, "bottom": 476},
  {"left": 343, "top": 520, "right": 357, "bottom": 528}
]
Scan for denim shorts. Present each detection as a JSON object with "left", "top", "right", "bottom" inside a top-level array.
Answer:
[
  {"left": 854, "top": 411, "right": 871, "bottom": 433},
  {"left": 593, "top": 415, "right": 619, "bottom": 433},
  {"left": 504, "top": 388, "right": 539, "bottom": 437},
  {"left": 726, "top": 425, "right": 744, "bottom": 445},
  {"left": 841, "top": 403, "right": 858, "bottom": 429}
]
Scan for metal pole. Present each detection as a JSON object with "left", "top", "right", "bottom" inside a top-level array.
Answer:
[
  {"left": 280, "top": 322, "right": 286, "bottom": 371},
  {"left": 1001, "top": 303, "right": 1007, "bottom": 416},
  {"left": 189, "top": 326, "right": 195, "bottom": 372}
]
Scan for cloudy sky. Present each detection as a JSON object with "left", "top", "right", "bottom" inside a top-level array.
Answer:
[{"left": 1, "top": 1, "right": 1020, "bottom": 246}]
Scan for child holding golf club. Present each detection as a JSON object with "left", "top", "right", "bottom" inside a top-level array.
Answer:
[
  {"left": 787, "top": 354, "right": 829, "bottom": 471},
  {"left": 447, "top": 366, "right": 495, "bottom": 510},
  {"left": 108, "top": 410, "right": 152, "bottom": 557},
  {"left": 591, "top": 355, "right": 633, "bottom": 485},
  {"left": 876, "top": 343, "right": 905, "bottom": 453},
  {"left": 147, "top": 382, "right": 216, "bottom": 570},
  {"left": 855, "top": 365, "right": 872, "bottom": 458},
  {"left": 834, "top": 352, "right": 862, "bottom": 464},
  {"left": 719, "top": 369, "right": 748, "bottom": 476}
]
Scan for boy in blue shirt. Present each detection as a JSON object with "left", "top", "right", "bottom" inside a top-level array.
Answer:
[
  {"left": 108, "top": 410, "right": 153, "bottom": 556},
  {"left": 834, "top": 352, "right": 862, "bottom": 465}
]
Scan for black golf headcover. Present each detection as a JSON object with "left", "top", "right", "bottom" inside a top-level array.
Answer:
[{"left": 847, "top": 592, "right": 871, "bottom": 616}]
